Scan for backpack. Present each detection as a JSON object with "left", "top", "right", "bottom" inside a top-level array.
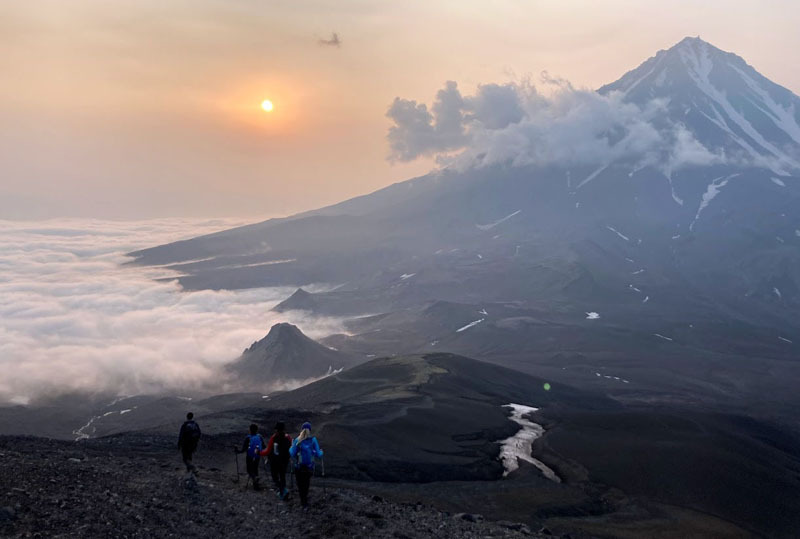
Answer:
[
  {"left": 273, "top": 434, "right": 291, "bottom": 460},
  {"left": 247, "top": 434, "right": 263, "bottom": 459},
  {"left": 184, "top": 421, "right": 201, "bottom": 447},
  {"left": 294, "top": 437, "right": 317, "bottom": 469}
]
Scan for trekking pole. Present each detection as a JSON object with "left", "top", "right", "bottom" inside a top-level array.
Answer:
[
  {"left": 321, "top": 457, "right": 326, "bottom": 497},
  {"left": 233, "top": 448, "right": 240, "bottom": 483}
]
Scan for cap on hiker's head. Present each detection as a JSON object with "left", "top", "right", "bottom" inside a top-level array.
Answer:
[
  {"left": 302, "top": 421, "right": 312, "bottom": 431},
  {"left": 275, "top": 421, "right": 285, "bottom": 431}
]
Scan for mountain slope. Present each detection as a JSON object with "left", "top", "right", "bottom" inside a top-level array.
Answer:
[
  {"left": 128, "top": 37, "right": 800, "bottom": 430},
  {"left": 229, "top": 323, "right": 361, "bottom": 385}
]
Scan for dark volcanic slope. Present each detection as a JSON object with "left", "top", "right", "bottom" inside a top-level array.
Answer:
[
  {"left": 0, "top": 436, "right": 544, "bottom": 539},
  {"left": 230, "top": 323, "right": 361, "bottom": 384},
  {"left": 218, "top": 353, "right": 609, "bottom": 482}
]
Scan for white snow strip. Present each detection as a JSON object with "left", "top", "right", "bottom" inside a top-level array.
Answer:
[
  {"left": 730, "top": 64, "right": 800, "bottom": 146},
  {"left": 73, "top": 415, "right": 101, "bottom": 441},
  {"left": 577, "top": 163, "right": 610, "bottom": 190},
  {"left": 400, "top": 273, "right": 416, "bottom": 280},
  {"left": 778, "top": 337, "right": 793, "bottom": 344},
  {"left": 102, "top": 411, "right": 115, "bottom": 417},
  {"left": 476, "top": 210, "right": 522, "bottom": 231},
  {"left": 119, "top": 409, "right": 133, "bottom": 414},
  {"left": 499, "top": 404, "right": 561, "bottom": 482},
  {"left": 575, "top": 202, "right": 581, "bottom": 209},
  {"left": 456, "top": 318, "right": 484, "bottom": 332},
  {"left": 642, "top": 296, "right": 650, "bottom": 303},
  {"left": 654, "top": 333, "right": 674, "bottom": 342},
  {"left": 777, "top": 237, "right": 785, "bottom": 244},
  {"left": 679, "top": 43, "right": 800, "bottom": 171},
  {"left": 478, "top": 309, "right": 488, "bottom": 315},
  {"left": 625, "top": 258, "right": 635, "bottom": 263},
  {"left": 771, "top": 177, "right": 787, "bottom": 187},
  {"left": 665, "top": 172, "right": 685, "bottom": 206},
  {"left": 690, "top": 174, "right": 738, "bottom": 231},
  {"left": 796, "top": 230, "right": 800, "bottom": 237},
  {"left": 621, "top": 65, "right": 656, "bottom": 97},
  {"left": 631, "top": 269, "right": 645, "bottom": 275},
  {"left": 629, "top": 284, "right": 642, "bottom": 293},
  {"left": 586, "top": 312, "right": 600, "bottom": 320},
  {"left": 477, "top": 254, "right": 483, "bottom": 259},
  {"left": 672, "top": 234, "right": 682, "bottom": 240},
  {"left": 774, "top": 287, "right": 782, "bottom": 299},
  {"left": 430, "top": 340, "right": 438, "bottom": 347},
  {"left": 606, "top": 226, "right": 630, "bottom": 242},
  {"left": 595, "top": 372, "right": 601, "bottom": 377}
]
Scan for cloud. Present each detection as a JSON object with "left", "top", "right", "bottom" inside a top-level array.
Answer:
[
  {"left": 0, "top": 219, "right": 346, "bottom": 405},
  {"left": 387, "top": 81, "right": 529, "bottom": 162},
  {"left": 318, "top": 32, "right": 341, "bottom": 47},
  {"left": 385, "top": 75, "right": 735, "bottom": 174}
]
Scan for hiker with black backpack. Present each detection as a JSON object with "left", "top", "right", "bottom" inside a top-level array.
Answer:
[
  {"left": 289, "top": 421, "right": 323, "bottom": 508},
  {"left": 177, "top": 412, "right": 201, "bottom": 473},
  {"left": 258, "top": 421, "right": 293, "bottom": 500},
  {"left": 234, "top": 423, "right": 267, "bottom": 490}
]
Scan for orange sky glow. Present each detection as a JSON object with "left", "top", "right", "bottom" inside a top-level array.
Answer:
[{"left": 1, "top": 0, "right": 799, "bottom": 219}]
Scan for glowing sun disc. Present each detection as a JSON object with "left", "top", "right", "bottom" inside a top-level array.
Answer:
[{"left": 261, "top": 99, "right": 274, "bottom": 112}]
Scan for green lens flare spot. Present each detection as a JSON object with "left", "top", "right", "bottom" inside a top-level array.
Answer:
[{"left": 543, "top": 382, "right": 551, "bottom": 391}]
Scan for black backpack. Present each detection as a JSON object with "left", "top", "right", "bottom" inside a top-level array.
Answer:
[
  {"left": 184, "top": 421, "right": 201, "bottom": 447},
  {"left": 273, "top": 433, "right": 291, "bottom": 460}
]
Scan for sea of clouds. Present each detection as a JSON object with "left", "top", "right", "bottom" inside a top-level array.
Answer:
[{"left": 0, "top": 218, "right": 344, "bottom": 405}]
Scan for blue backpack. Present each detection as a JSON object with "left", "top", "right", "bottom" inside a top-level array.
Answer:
[
  {"left": 295, "top": 438, "right": 317, "bottom": 469},
  {"left": 247, "top": 435, "right": 263, "bottom": 459}
]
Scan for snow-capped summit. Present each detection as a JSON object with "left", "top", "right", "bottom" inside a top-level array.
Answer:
[{"left": 601, "top": 36, "right": 800, "bottom": 174}]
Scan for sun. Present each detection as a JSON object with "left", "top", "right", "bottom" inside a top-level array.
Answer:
[{"left": 260, "top": 99, "right": 274, "bottom": 112}]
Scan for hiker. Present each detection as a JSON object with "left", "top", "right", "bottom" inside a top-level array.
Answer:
[
  {"left": 289, "top": 421, "right": 324, "bottom": 508},
  {"left": 258, "top": 421, "right": 292, "bottom": 499},
  {"left": 235, "top": 423, "right": 267, "bottom": 490},
  {"left": 177, "top": 412, "right": 201, "bottom": 473}
]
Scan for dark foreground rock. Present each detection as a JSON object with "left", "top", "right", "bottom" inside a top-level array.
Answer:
[{"left": 0, "top": 436, "right": 547, "bottom": 539}]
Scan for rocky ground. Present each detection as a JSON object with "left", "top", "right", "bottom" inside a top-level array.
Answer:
[{"left": 0, "top": 435, "right": 552, "bottom": 539}]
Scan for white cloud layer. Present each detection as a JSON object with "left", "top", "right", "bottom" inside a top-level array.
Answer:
[
  {"left": 0, "top": 219, "right": 344, "bottom": 405},
  {"left": 386, "top": 77, "right": 726, "bottom": 173}
]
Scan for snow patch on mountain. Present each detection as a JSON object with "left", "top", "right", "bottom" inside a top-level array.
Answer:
[
  {"left": 477, "top": 210, "right": 521, "bottom": 231},
  {"left": 456, "top": 318, "right": 484, "bottom": 332},
  {"left": 691, "top": 174, "right": 738, "bottom": 231},
  {"left": 606, "top": 226, "right": 630, "bottom": 241},
  {"left": 771, "top": 177, "right": 787, "bottom": 187},
  {"left": 499, "top": 403, "right": 560, "bottom": 482}
]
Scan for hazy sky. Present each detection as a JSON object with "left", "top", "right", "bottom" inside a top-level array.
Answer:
[{"left": 2, "top": 1, "right": 799, "bottom": 220}]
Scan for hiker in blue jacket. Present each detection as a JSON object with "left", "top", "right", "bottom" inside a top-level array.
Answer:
[
  {"left": 235, "top": 423, "right": 267, "bottom": 490},
  {"left": 289, "top": 421, "right": 323, "bottom": 508}
]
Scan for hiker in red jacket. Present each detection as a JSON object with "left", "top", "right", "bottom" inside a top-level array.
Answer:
[{"left": 259, "top": 421, "right": 293, "bottom": 499}]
